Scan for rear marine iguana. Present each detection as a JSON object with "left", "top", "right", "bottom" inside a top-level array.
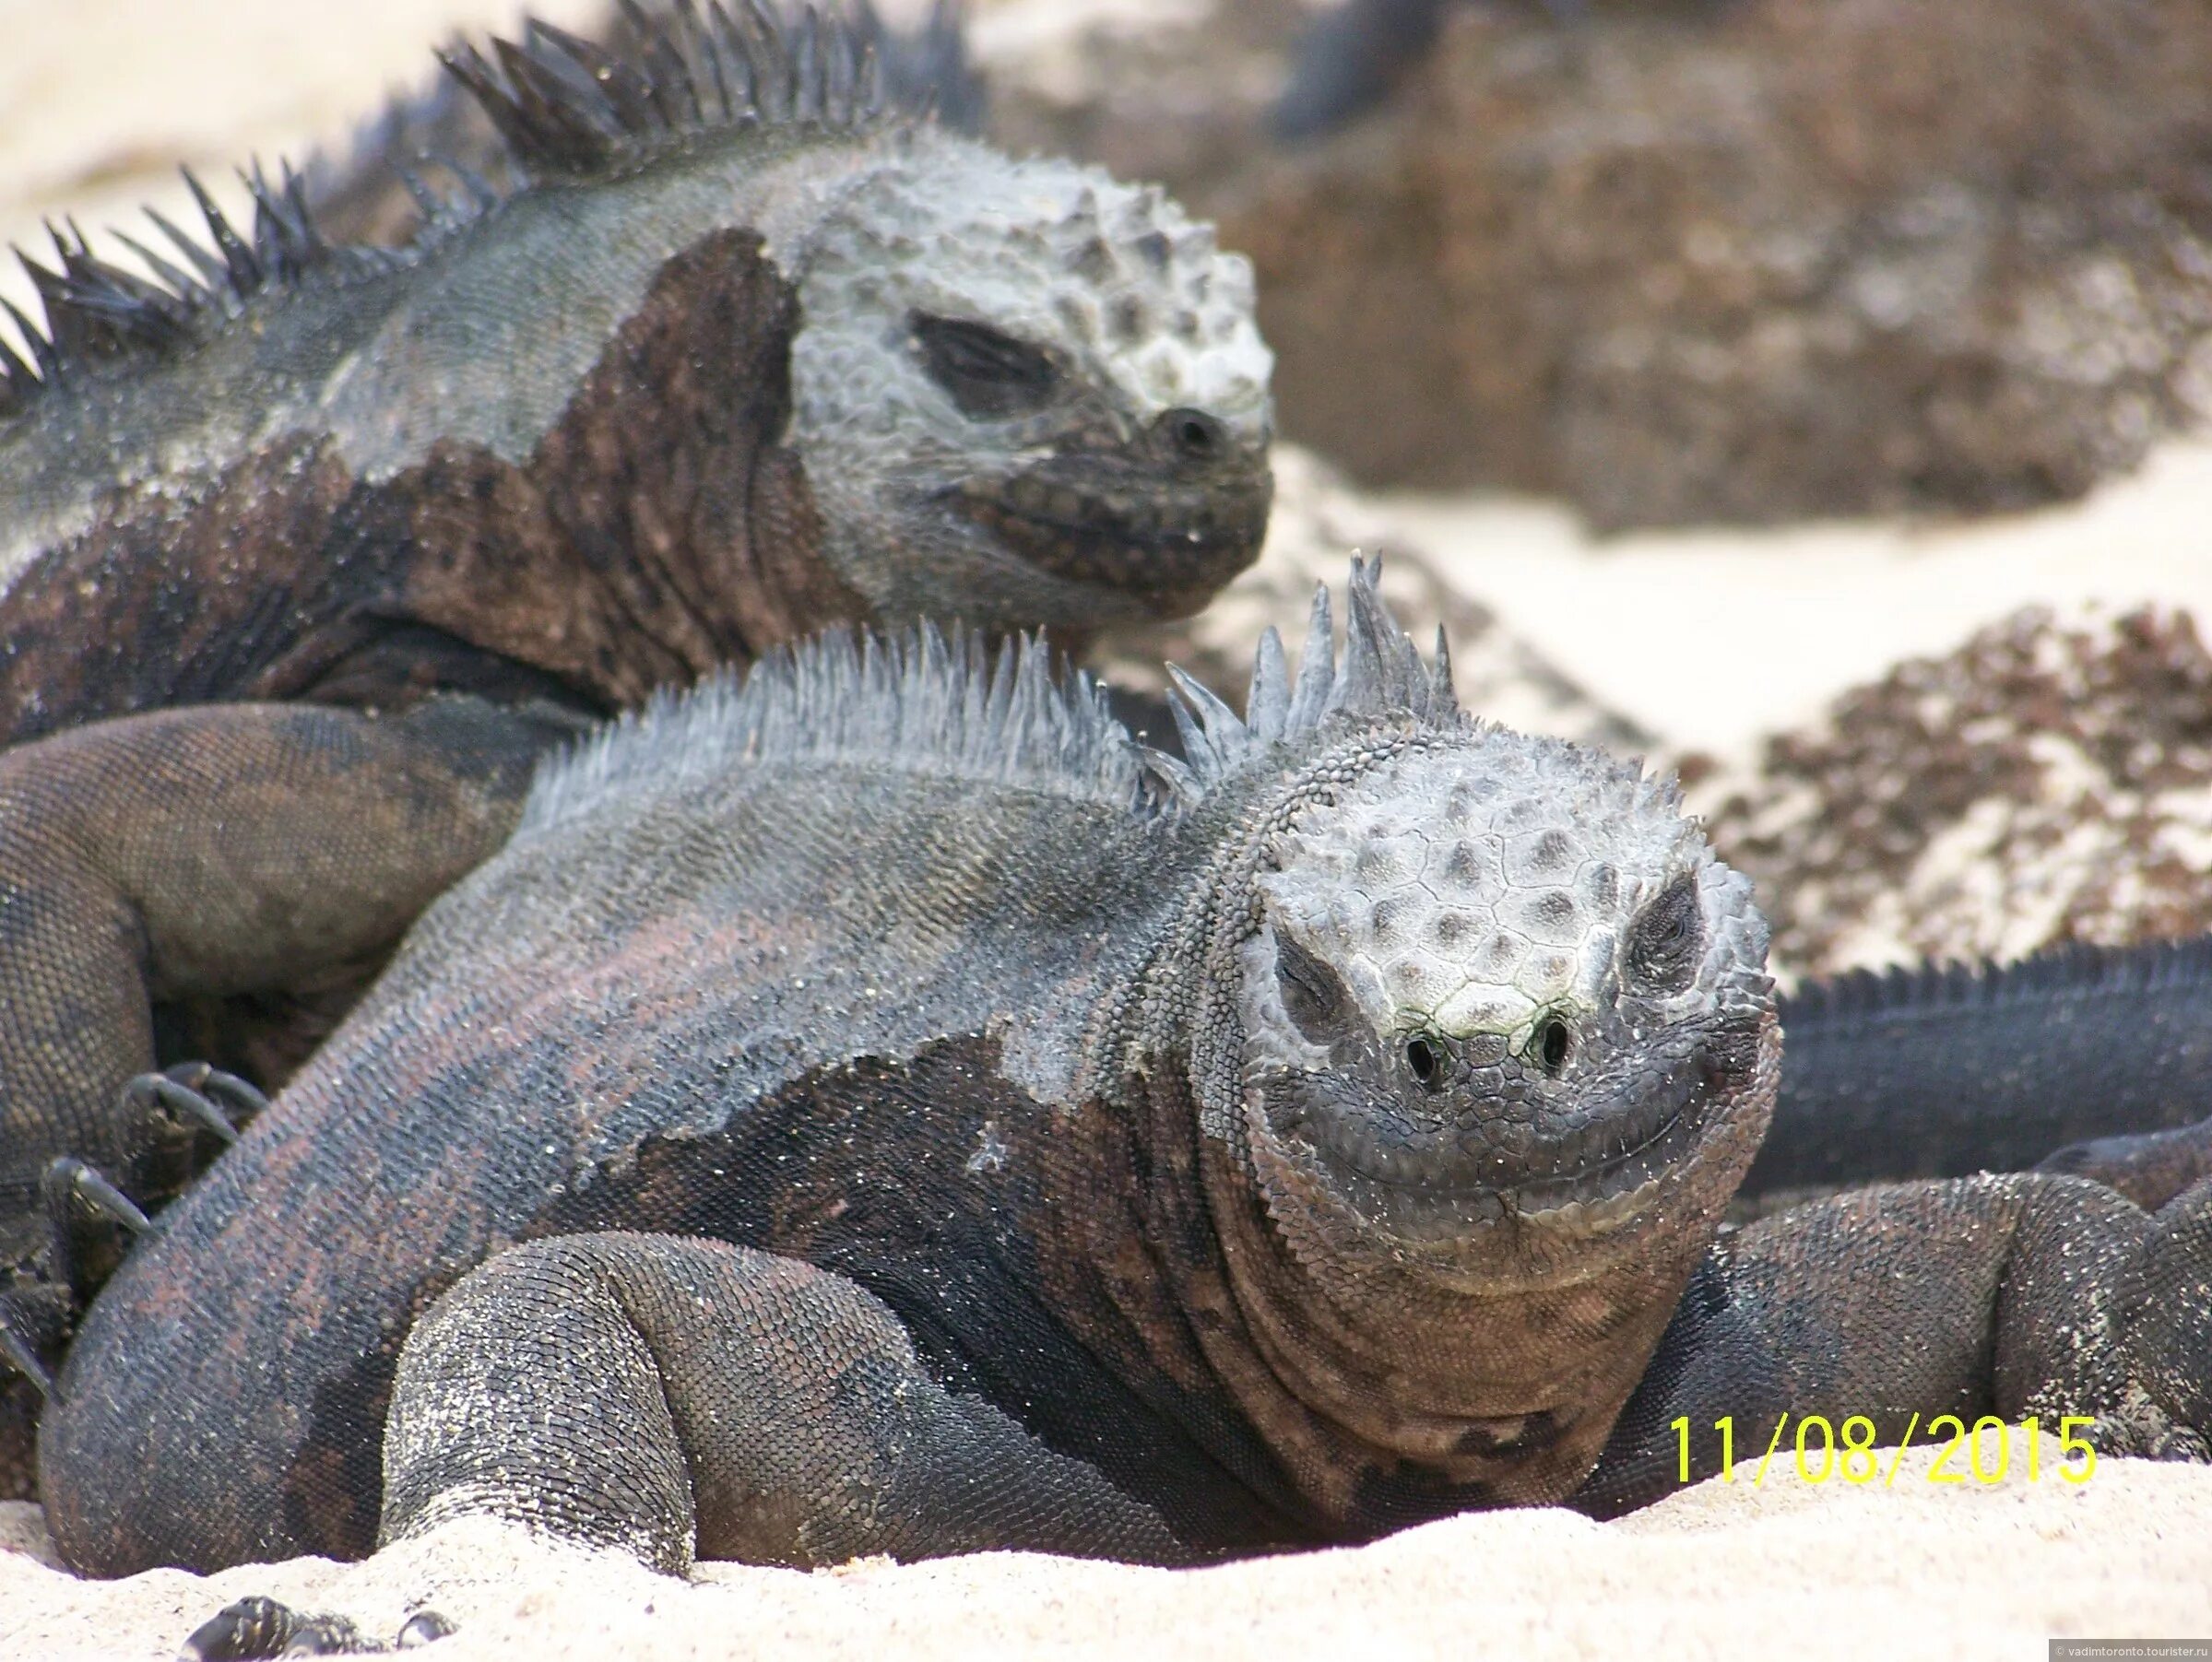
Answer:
[
  {"left": 0, "top": 0, "right": 1273, "bottom": 1448},
  {"left": 35, "top": 565, "right": 2210, "bottom": 1657}
]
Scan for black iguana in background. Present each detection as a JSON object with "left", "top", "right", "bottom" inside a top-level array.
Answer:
[
  {"left": 32, "top": 566, "right": 2208, "bottom": 1657},
  {"left": 0, "top": 0, "right": 1274, "bottom": 1461},
  {"left": 1745, "top": 941, "right": 2212, "bottom": 1211}
]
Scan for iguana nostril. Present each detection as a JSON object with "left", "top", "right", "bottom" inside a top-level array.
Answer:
[
  {"left": 1536, "top": 1016, "right": 1574, "bottom": 1076},
  {"left": 1161, "top": 407, "right": 1226, "bottom": 461},
  {"left": 1406, "top": 1037, "right": 1440, "bottom": 1090}
]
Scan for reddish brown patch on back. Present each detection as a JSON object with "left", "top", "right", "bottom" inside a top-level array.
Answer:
[{"left": 0, "top": 229, "right": 867, "bottom": 744}]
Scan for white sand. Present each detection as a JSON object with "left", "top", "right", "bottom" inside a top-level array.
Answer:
[
  {"left": 6, "top": 3, "right": 2212, "bottom": 1656},
  {"left": 8, "top": 1445, "right": 2212, "bottom": 1661},
  {"left": 1375, "top": 442, "right": 2212, "bottom": 770}
]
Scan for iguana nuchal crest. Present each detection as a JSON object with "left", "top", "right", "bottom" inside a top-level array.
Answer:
[
  {"left": 0, "top": 1, "right": 1272, "bottom": 1448},
  {"left": 41, "top": 567, "right": 2210, "bottom": 1662}
]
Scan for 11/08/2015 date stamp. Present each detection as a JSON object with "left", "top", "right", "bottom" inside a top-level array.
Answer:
[{"left": 1672, "top": 1413, "right": 2100, "bottom": 1488}]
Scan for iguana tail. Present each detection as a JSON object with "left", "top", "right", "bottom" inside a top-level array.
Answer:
[{"left": 1745, "top": 936, "right": 2212, "bottom": 1196}]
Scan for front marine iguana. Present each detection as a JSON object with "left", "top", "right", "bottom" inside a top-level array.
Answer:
[
  {"left": 35, "top": 565, "right": 2210, "bottom": 1657},
  {"left": 0, "top": 0, "right": 1273, "bottom": 1437}
]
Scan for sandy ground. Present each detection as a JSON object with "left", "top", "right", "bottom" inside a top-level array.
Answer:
[
  {"left": 8, "top": 1446, "right": 2212, "bottom": 1661},
  {"left": 6, "top": 1, "right": 2212, "bottom": 1657}
]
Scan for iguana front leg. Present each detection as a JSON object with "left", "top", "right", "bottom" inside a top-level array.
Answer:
[
  {"left": 1576, "top": 1173, "right": 2212, "bottom": 1516},
  {"left": 181, "top": 1231, "right": 1186, "bottom": 1658},
  {"left": 380, "top": 1232, "right": 1185, "bottom": 1571},
  {"left": 0, "top": 698, "right": 552, "bottom": 1373}
]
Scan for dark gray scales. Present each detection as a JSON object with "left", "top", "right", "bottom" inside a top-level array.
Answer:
[
  {"left": 1749, "top": 939, "right": 2212, "bottom": 1207},
  {"left": 32, "top": 567, "right": 2210, "bottom": 1662}
]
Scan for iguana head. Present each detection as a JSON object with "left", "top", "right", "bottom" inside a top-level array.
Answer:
[
  {"left": 1237, "top": 734, "right": 1771, "bottom": 1267},
  {"left": 443, "top": 6, "right": 1274, "bottom": 637},
  {"left": 1159, "top": 561, "right": 1776, "bottom": 1503},
  {"left": 783, "top": 136, "right": 1274, "bottom": 632}
]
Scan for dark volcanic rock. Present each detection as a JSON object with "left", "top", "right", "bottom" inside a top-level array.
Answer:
[{"left": 993, "top": 0, "right": 2212, "bottom": 529}]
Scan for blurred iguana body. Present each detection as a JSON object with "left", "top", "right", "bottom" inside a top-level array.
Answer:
[
  {"left": 35, "top": 569, "right": 2210, "bottom": 1659},
  {"left": 0, "top": 2, "right": 1272, "bottom": 1447}
]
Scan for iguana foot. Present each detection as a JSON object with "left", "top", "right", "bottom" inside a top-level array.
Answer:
[
  {"left": 178, "top": 1597, "right": 452, "bottom": 1659},
  {"left": 0, "top": 1155, "right": 151, "bottom": 1388},
  {"left": 0, "top": 1072, "right": 249, "bottom": 1391}
]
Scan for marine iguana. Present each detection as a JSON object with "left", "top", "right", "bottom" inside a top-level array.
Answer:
[
  {"left": 33, "top": 566, "right": 2208, "bottom": 1658},
  {"left": 0, "top": 0, "right": 1273, "bottom": 1442}
]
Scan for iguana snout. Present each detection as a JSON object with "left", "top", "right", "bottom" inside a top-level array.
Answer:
[{"left": 949, "top": 410, "right": 1272, "bottom": 619}]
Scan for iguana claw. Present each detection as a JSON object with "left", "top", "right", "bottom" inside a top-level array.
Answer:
[
  {"left": 177, "top": 1597, "right": 452, "bottom": 1658},
  {"left": 124, "top": 1064, "right": 268, "bottom": 1148},
  {"left": 0, "top": 1313, "right": 53, "bottom": 1397},
  {"left": 43, "top": 1159, "right": 151, "bottom": 1236}
]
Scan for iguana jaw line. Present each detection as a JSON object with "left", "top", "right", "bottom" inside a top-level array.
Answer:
[
  {"left": 944, "top": 442, "right": 1273, "bottom": 619},
  {"left": 1287, "top": 1072, "right": 1688, "bottom": 1214}
]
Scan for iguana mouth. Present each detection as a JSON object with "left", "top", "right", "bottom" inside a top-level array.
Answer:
[
  {"left": 1268, "top": 1032, "right": 1742, "bottom": 1241},
  {"left": 948, "top": 450, "right": 1272, "bottom": 619}
]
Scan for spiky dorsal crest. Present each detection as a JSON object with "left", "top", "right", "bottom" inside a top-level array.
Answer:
[
  {"left": 0, "top": 162, "right": 401, "bottom": 420},
  {"left": 521, "top": 559, "right": 1461, "bottom": 838},
  {"left": 520, "top": 623, "right": 1157, "bottom": 836},
  {"left": 0, "top": 2, "right": 974, "bottom": 420},
  {"left": 1786, "top": 933, "right": 2212, "bottom": 1025},
  {"left": 442, "top": 0, "right": 914, "bottom": 179},
  {"left": 1153, "top": 555, "right": 1463, "bottom": 802}
]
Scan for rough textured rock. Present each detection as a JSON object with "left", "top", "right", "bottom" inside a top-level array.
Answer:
[
  {"left": 991, "top": 0, "right": 2212, "bottom": 527},
  {"left": 1703, "top": 605, "right": 2212, "bottom": 979}
]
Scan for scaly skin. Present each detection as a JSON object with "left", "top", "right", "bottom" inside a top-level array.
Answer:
[
  {"left": 1746, "top": 940, "right": 2212, "bottom": 1209},
  {"left": 37, "top": 568, "right": 2207, "bottom": 1662},
  {"left": 0, "top": 3, "right": 1273, "bottom": 1467}
]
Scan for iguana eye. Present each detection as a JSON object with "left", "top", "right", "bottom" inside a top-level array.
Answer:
[
  {"left": 1626, "top": 876, "right": 1702, "bottom": 993},
  {"left": 1274, "top": 930, "right": 1355, "bottom": 1045},
  {"left": 910, "top": 313, "right": 1060, "bottom": 418}
]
